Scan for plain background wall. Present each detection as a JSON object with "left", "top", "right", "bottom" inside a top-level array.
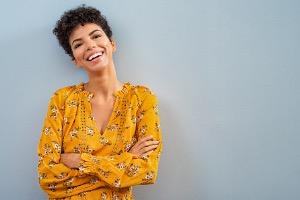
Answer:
[{"left": 0, "top": 0, "right": 299, "bottom": 199}]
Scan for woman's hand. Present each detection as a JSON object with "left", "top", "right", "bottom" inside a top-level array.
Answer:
[
  {"left": 60, "top": 136, "right": 159, "bottom": 167},
  {"left": 129, "top": 136, "right": 159, "bottom": 158},
  {"left": 60, "top": 153, "right": 81, "bottom": 169}
]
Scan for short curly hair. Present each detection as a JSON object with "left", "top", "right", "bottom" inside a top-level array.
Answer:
[{"left": 53, "top": 5, "right": 113, "bottom": 59}]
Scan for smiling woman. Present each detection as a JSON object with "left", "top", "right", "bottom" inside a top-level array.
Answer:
[
  {"left": 37, "top": 5, "right": 162, "bottom": 200},
  {"left": 70, "top": 23, "right": 117, "bottom": 78}
]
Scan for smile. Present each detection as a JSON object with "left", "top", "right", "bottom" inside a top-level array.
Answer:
[{"left": 87, "top": 52, "right": 103, "bottom": 61}]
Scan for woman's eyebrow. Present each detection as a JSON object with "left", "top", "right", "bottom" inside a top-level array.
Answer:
[
  {"left": 89, "top": 29, "right": 101, "bottom": 35},
  {"left": 71, "top": 29, "right": 102, "bottom": 45}
]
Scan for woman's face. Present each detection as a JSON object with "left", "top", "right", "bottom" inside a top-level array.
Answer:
[{"left": 69, "top": 23, "right": 116, "bottom": 73}]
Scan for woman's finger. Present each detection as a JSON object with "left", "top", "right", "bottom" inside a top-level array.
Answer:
[
  {"left": 141, "top": 144, "right": 159, "bottom": 154},
  {"left": 129, "top": 135, "right": 160, "bottom": 158}
]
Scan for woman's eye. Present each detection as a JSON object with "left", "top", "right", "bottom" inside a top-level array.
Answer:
[
  {"left": 74, "top": 43, "right": 82, "bottom": 49},
  {"left": 93, "top": 34, "right": 101, "bottom": 39}
]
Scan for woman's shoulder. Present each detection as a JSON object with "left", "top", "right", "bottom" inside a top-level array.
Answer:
[
  {"left": 51, "top": 83, "right": 83, "bottom": 100},
  {"left": 126, "top": 83, "right": 158, "bottom": 106},
  {"left": 129, "top": 83, "right": 156, "bottom": 97}
]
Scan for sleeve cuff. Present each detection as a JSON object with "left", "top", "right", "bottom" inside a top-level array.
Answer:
[{"left": 78, "top": 152, "right": 136, "bottom": 176}]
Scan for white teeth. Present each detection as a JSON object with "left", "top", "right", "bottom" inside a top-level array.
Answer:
[{"left": 88, "top": 52, "right": 102, "bottom": 61}]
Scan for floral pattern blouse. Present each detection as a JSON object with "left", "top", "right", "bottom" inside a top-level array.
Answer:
[{"left": 37, "top": 83, "right": 162, "bottom": 200}]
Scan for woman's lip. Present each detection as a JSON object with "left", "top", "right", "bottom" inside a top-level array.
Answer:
[
  {"left": 89, "top": 54, "right": 103, "bottom": 63},
  {"left": 86, "top": 51, "right": 104, "bottom": 61}
]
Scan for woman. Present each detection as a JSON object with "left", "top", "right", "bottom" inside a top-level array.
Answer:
[{"left": 37, "top": 5, "right": 162, "bottom": 200}]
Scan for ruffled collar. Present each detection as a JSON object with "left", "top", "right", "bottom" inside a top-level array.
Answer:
[{"left": 76, "top": 82, "right": 131, "bottom": 98}]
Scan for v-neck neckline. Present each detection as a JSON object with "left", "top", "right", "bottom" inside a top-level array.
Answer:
[
  {"left": 78, "top": 82, "right": 131, "bottom": 136},
  {"left": 93, "top": 96, "right": 119, "bottom": 135}
]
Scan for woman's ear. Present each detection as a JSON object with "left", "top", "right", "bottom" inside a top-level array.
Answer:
[
  {"left": 111, "top": 39, "right": 117, "bottom": 52},
  {"left": 72, "top": 58, "right": 81, "bottom": 68}
]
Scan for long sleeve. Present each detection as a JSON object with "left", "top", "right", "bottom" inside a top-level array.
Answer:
[
  {"left": 37, "top": 89, "right": 106, "bottom": 198},
  {"left": 78, "top": 91, "right": 162, "bottom": 189},
  {"left": 37, "top": 91, "right": 78, "bottom": 194}
]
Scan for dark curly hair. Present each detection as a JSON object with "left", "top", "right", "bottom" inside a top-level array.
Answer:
[{"left": 53, "top": 5, "right": 113, "bottom": 59}]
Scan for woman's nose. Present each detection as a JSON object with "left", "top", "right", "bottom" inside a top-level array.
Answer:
[{"left": 86, "top": 40, "right": 96, "bottom": 50}]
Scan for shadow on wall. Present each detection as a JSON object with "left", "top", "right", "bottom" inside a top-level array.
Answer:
[{"left": 134, "top": 96, "right": 204, "bottom": 199}]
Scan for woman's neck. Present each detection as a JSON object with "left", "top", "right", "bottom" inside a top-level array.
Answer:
[{"left": 84, "top": 74, "right": 123, "bottom": 100}]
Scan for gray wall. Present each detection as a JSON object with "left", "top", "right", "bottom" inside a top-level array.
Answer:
[{"left": 1, "top": 0, "right": 299, "bottom": 199}]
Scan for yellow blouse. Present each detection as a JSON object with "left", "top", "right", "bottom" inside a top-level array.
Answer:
[{"left": 37, "top": 83, "right": 162, "bottom": 200}]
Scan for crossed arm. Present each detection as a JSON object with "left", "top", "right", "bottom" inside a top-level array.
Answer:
[{"left": 60, "top": 136, "right": 160, "bottom": 169}]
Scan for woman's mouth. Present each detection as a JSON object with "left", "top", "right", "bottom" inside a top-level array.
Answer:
[{"left": 87, "top": 52, "right": 103, "bottom": 61}]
